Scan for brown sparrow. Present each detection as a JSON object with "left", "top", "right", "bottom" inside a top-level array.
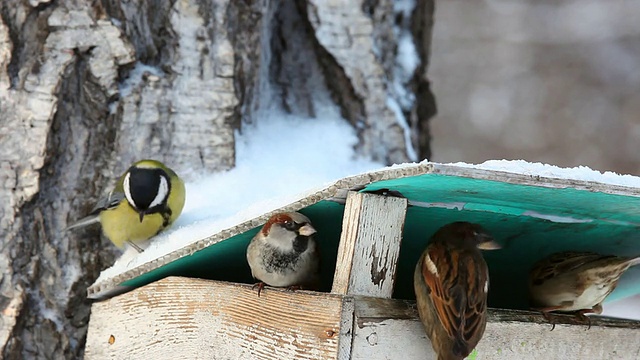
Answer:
[
  {"left": 529, "top": 251, "right": 640, "bottom": 322},
  {"left": 247, "top": 212, "right": 319, "bottom": 296},
  {"left": 414, "top": 222, "right": 501, "bottom": 360}
]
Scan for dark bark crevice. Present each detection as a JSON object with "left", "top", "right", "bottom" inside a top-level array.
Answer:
[
  {"left": 410, "top": 0, "right": 437, "bottom": 160},
  {"left": 226, "top": 0, "right": 264, "bottom": 129},
  {"left": 100, "top": 0, "right": 178, "bottom": 68},
  {"left": 295, "top": 1, "right": 367, "bottom": 131},
  {"left": 269, "top": 0, "right": 325, "bottom": 118},
  {"left": 6, "top": 48, "right": 118, "bottom": 360},
  {"left": 0, "top": 1, "right": 54, "bottom": 89}
]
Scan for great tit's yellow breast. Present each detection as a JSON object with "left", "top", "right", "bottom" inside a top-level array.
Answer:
[
  {"left": 99, "top": 202, "right": 167, "bottom": 248},
  {"left": 168, "top": 176, "right": 186, "bottom": 223}
]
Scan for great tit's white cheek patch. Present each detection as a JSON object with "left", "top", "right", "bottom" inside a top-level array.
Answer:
[
  {"left": 150, "top": 175, "right": 169, "bottom": 208},
  {"left": 123, "top": 172, "right": 136, "bottom": 209}
]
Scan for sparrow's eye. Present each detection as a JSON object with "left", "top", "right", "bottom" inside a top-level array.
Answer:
[{"left": 283, "top": 220, "right": 296, "bottom": 230}]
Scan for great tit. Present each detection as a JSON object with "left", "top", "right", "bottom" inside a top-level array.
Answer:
[{"left": 66, "top": 159, "right": 186, "bottom": 252}]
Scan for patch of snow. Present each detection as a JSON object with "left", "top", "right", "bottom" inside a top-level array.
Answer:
[
  {"left": 110, "top": 17, "right": 122, "bottom": 28},
  {"left": 393, "top": 0, "right": 416, "bottom": 15},
  {"left": 62, "top": 262, "right": 81, "bottom": 290},
  {"left": 389, "top": 0, "right": 419, "bottom": 161},
  {"left": 96, "top": 108, "right": 384, "bottom": 281},
  {"left": 29, "top": 288, "right": 64, "bottom": 332},
  {"left": 118, "top": 63, "right": 164, "bottom": 98},
  {"left": 397, "top": 33, "right": 420, "bottom": 77},
  {"left": 449, "top": 159, "right": 640, "bottom": 188},
  {"left": 387, "top": 97, "right": 418, "bottom": 161}
]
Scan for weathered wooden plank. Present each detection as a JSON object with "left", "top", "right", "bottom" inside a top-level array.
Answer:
[
  {"left": 351, "top": 297, "right": 640, "bottom": 360},
  {"left": 351, "top": 296, "right": 432, "bottom": 359},
  {"left": 337, "top": 296, "right": 355, "bottom": 360},
  {"left": 331, "top": 191, "right": 408, "bottom": 297},
  {"left": 85, "top": 277, "right": 342, "bottom": 360}
]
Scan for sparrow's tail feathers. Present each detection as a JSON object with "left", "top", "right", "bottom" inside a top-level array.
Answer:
[
  {"left": 451, "top": 337, "right": 470, "bottom": 360},
  {"left": 437, "top": 351, "right": 464, "bottom": 360}
]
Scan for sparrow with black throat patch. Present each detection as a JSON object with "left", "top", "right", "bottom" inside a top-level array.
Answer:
[{"left": 247, "top": 212, "right": 319, "bottom": 297}]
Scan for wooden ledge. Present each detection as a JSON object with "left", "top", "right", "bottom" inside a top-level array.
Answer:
[
  {"left": 349, "top": 296, "right": 640, "bottom": 359},
  {"left": 86, "top": 277, "right": 640, "bottom": 359}
]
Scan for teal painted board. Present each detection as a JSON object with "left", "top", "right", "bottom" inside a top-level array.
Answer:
[
  {"left": 367, "top": 174, "right": 640, "bottom": 309},
  {"left": 111, "top": 170, "right": 640, "bottom": 313}
]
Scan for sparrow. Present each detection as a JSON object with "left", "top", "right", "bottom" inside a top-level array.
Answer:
[
  {"left": 414, "top": 222, "right": 501, "bottom": 360},
  {"left": 529, "top": 251, "right": 640, "bottom": 324},
  {"left": 246, "top": 212, "right": 319, "bottom": 297}
]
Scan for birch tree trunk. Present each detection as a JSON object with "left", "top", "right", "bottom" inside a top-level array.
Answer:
[{"left": 0, "top": 0, "right": 435, "bottom": 358}]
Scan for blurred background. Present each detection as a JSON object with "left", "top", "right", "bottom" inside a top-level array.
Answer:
[
  {"left": 428, "top": 0, "right": 640, "bottom": 176},
  {"left": 426, "top": 0, "right": 640, "bottom": 318}
]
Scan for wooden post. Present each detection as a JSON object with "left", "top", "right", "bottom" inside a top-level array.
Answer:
[{"left": 331, "top": 191, "right": 408, "bottom": 297}]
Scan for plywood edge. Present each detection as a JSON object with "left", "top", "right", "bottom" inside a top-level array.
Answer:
[
  {"left": 431, "top": 163, "right": 640, "bottom": 197},
  {"left": 85, "top": 277, "right": 343, "bottom": 360}
]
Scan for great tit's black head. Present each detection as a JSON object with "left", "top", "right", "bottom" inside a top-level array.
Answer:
[{"left": 123, "top": 166, "right": 171, "bottom": 220}]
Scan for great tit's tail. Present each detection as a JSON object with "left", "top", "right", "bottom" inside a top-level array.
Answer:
[{"left": 64, "top": 215, "right": 100, "bottom": 232}]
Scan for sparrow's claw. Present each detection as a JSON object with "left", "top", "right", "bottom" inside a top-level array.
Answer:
[
  {"left": 285, "top": 285, "right": 302, "bottom": 292},
  {"left": 541, "top": 311, "right": 557, "bottom": 331},
  {"left": 252, "top": 282, "right": 266, "bottom": 297},
  {"left": 531, "top": 306, "right": 560, "bottom": 331},
  {"left": 574, "top": 309, "right": 594, "bottom": 330}
]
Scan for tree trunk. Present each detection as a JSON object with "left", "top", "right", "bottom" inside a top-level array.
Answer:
[{"left": 0, "top": 0, "right": 435, "bottom": 358}]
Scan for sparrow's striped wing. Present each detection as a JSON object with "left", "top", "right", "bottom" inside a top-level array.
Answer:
[{"left": 420, "top": 243, "right": 488, "bottom": 357}]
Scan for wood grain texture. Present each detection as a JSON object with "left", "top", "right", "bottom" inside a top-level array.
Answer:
[
  {"left": 85, "top": 277, "right": 342, "bottom": 360},
  {"left": 351, "top": 296, "right": 432, "bottom": 359},
  {"left": 337, "top": 296, "right": 355, "bottom": 360},
  {"left": 331, "top": 192, "right": 408, "bottom": 298},
  {"left": 351, "top": 297, "right": 640, "bottom": 360},
  {"left": 86, "top": 278, "right": 640, "bottom": 359}
]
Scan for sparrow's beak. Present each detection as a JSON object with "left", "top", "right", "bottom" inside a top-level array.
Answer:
[
  {"left": 138, "top": 211, "right": 145, "bottom": 223},
  {"left": 298, "top": 224, "right": 317, "bottom": 237},
  {"left": 477, "top": 238, "right": 501, "bottom": 250}
]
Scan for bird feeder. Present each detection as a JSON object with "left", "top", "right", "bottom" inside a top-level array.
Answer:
[{"left": 84, "top": 162, "right": 640, "bottom": 359}]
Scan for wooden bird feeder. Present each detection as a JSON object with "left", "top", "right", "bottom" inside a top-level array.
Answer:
[{"left": 84, "top": 162, "right": 640, "bottom": 359}]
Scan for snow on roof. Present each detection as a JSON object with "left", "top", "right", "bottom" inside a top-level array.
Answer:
[{"left": 455, "top": 160, "right": 640, "bottom": 188}]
